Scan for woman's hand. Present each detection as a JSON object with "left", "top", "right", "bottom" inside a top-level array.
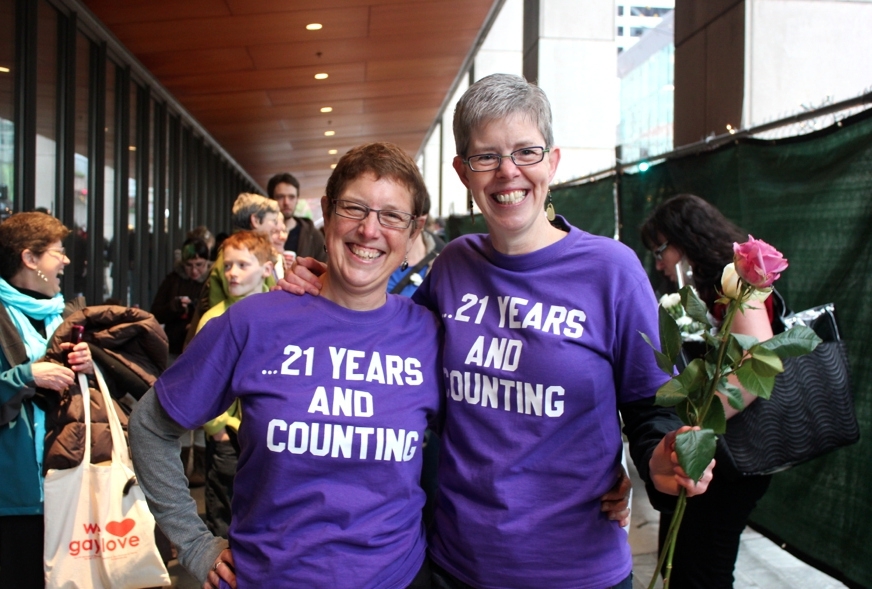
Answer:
[
  {"left": 275, "top": 257, "right": 326, "bottom": 296},
  {"left": 649, "top": 426, "right": 715, "bottom": 497},
  {"left": 61, "top": 341, "right": 94, "bottom": 374},
  {"left": 31, "top": 361, "right": 76, "bottom": 391},
  {"left": 600, "top": 464, "right": 632, "bottom": 526},
  {"left": 205, "top": 548, "right": 236, "bottom": 589}
]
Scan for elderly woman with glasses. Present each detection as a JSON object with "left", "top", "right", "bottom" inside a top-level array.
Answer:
[
  {"left": 284, "top": 74, "right": 715, "bottom": 589},
  {"left": 130, "top": 142, "right": 442, "bottom": 589},
  {"left": 0, "top": 212, "right": 93, "bottom": 588}
]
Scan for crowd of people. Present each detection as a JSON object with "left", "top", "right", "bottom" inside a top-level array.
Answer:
[{"left": 2, "top": 73, "right": 794, "bottom": 589}]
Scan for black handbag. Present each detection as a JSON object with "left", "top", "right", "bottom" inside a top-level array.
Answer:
[{"left": 720, "top": 296, "right": 859, "bottom": 476}]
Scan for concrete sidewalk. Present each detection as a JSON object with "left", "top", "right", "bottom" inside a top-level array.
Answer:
[{"left": 626, "top": 448, "right": 848, "bottom": 589}]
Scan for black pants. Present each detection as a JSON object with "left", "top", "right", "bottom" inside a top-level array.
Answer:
[
  {"left": 0, "top": 514, "right": 44, "bottom": 589},
  {"left": 659, "top": 466, "right": 772, "bottom": 589},
  {"left": 205, "top": 438, "right": 238, "bottom": 539}
]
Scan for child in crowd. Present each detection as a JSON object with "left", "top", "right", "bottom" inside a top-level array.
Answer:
[{"left": 195, "top": 231, "right": 274, "bottom": 538}]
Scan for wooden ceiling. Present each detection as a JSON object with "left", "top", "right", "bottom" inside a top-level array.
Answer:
[{"left": 83, "top": 0, "right": 498, "bottom": 199}]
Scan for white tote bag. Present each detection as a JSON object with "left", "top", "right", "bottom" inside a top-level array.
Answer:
[{"left": 44, "top": 366, "right": 170, "bottom": 589}]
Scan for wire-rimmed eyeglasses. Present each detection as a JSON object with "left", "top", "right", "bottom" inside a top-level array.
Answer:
[
  {"left": 463, "top": 146, "right": 550, "bottom": 172},
  {"left": 332, "top": 199, "right": 415, "bottom": 230},
  {"left": 652, "top": 241, "right": 669, "bottom": 261},
  {"left": 45, "top": 247, "right": 67, "bottom": 260}
]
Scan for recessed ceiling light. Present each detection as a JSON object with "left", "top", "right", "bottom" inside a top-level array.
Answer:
[
  {"left": 328, "top": 149, "right": 338, "bottom": 155},
  {"left": 324, "top": 130, "right": 335, "bottom": 136},
  {"left": 128, "top": 146, "right": 136, "bottom": 151},
  {"left": 0, "top": 66, "right": 10, "bottom": 73},
  {"left": 314, "top": 73, "right": 328, "bottom": 80},
  {"left": 320, "top": 106, "right": 333, "bottom": 113},
  {"left": 306, "top": 23, "right": 323, "bottom": 31},
  {"left": 330, "top": 164, "right": 337, "bottom": 169}
]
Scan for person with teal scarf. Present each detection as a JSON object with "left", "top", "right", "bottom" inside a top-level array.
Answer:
[{"left": 0, "top": 212, "right": 93, "bottom": 589}]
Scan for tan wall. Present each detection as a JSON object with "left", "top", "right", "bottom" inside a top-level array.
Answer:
[{"left": 674, "top": 0, "right": 745, "bottom": 146}]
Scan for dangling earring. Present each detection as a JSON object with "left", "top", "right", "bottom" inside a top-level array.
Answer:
[
  {"left": 545, "top": 190, "right": 556, "bottom": 222},
  {"left": 401, "top": 258, "right": 409, "bottom": 271},
  {"left": 323, "top": 244, "right": 328, "bottom": 254},
  {"left": 467, "top": 191, "right": 475, "bottom": 222},
  {"left": 36, "top": 269, "right": 49, "bottom": 283}
]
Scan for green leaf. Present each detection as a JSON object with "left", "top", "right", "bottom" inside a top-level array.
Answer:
[
  {"left": 731, "top": 333, "right": 759, "bottom": 352},
  {"left": 758, "top": 325, "right": 822, "bottom": 358},
  {"left": 724, "top": 335, "right": 745, "bottom": 366},
  {"left": 641, "top": 331, "right": 676, "bottom": 375},
  {"left": 680, "top": 286, "right": 711, "bottom": 327},
  {"left": 735, "top": 363, "right": 775, "bottom": 399},
  {"left": 658, "top": 306, "right": 682, "bottom": 365},
  {"left": 676, "top": 358, "right": 706, "bottom": 393},
  {"left": 717, "top": 379, "right": 745, "bottom": 411},
  {"left": 675, "top": 399, "right": 694, "bottom": 426},
  {"left": 701, "top": 398, "right": 727, "bottom": 434},
  {"left": 747, "top": 346, "right": 784, "bottom": 377},
  {"left": 675, "top": 429, "right": 717, "bottom": 482},
  {"left": 655, "top": 378, "right": 687, "bottom": 407}
]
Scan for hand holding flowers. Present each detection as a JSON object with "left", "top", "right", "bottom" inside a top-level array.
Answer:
[{"left": 642, "top": 237, "right": 820, "bottom": 589}]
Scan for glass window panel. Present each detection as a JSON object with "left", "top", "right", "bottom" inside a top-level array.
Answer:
[
  {"left": 35, "top": 0, "right": 58, "bottom": 213},
  {"left": 126, "top": 80, "right": 138, "bottom": 305},
  {"left": 72, "top": 33, "right": 90, "bottom": 295},
  {"left": 103, "top": 63, "right": 115, "bottom": 301},
  {"left": 0, "top": 0, "right": 13, "bottom": 213}
]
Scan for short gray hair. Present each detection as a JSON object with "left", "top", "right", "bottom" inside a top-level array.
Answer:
[
  {"left": 231, "top": 193, "right": 279, "bottom": 230},
  {"left": 452, "top": 73, "right": 554, "bottom": 157}
]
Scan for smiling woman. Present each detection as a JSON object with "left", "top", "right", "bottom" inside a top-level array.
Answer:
[
  {"left": 129, "top": 142, "right": 442, "bottom": 589},
  {"left": 0, "top": 212, "right": 93, "bottom": 588}
]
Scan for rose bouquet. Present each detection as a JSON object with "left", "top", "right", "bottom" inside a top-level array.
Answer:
[{"left": 642, "top": 237, "right": 821, "bottom": 589}]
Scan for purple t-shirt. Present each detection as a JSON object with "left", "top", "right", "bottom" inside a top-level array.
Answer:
[
  {"left": 156, "top": 291, "right": 442, "bottom": 589},
  {"left": 414, "top": 224, "right": 667, "bottom": 589}
]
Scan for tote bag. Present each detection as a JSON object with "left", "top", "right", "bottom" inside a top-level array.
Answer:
[{"left": 44, "top": 366, "right": 170, "bottom": 589}]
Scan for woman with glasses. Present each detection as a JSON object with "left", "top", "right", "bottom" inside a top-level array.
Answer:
[
  {"left": 641, "top": 193, "right": 776, "bottom": 589},
  {"left": 130, "top": 142, "right": 442, "bottom": 589},
  {"left": 0, "top": 212, "right": 93, "bottom": 589},
  {"left": 285, "top": 74, "right": 714, "bottom": 589}
]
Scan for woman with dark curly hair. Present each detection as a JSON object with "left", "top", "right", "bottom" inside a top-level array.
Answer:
[
  {"left": 641, "top": 193, "right": 778, "bottom": 589},
  {"left": 0, "top": 212, "right": 93, "bottom": 589}
]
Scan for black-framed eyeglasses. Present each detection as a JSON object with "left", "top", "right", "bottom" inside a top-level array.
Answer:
[
  {"left": 332, "top": 199, "right": 415, "bottom": 230},
  {"left": 463, "top": 146, "right": 550, "bottom": 172},
  {"left": 653, "top": 241, "right": 669, "bottom": 261}
]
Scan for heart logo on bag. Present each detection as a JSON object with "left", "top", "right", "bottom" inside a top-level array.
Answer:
[{"left": 105, "top": 518, "right": 135, "bottom": 537}]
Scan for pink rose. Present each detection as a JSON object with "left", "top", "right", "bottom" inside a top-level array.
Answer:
[{"left": 732, "top": 236, "right": 788, "bottom": 289}]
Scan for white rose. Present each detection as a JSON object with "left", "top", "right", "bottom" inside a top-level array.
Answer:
[
  {"left": 659, "top": 292, "right": 681, "bottom": 309},
  {"left": 721, "top": 263, "right": 771, "bottom": 302}
]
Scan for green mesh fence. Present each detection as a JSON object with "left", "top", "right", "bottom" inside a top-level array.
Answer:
[{"left": 445, "top": 108, "right": 872, "bottom": 587}]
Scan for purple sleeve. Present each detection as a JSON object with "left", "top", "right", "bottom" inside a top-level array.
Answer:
[
  {"left": 154, "top": 312, "right": 240, "bottom": 430},
  {"left": 613, "top": 268, "right": 670, "bottom": 405}
]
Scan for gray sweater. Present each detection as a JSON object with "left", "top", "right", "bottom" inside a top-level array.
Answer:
[{"left": 129, "top": 388, "right": 228, "bottom": 583}]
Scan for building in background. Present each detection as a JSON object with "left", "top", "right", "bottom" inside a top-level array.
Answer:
[
  {"left": 617, "top": 10, "right": 674, "bottom": 164},
  {"left": 615, "top": 1, "right": 674, "bottom": 53}
]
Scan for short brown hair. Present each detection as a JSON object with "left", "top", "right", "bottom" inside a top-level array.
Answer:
[
  {"left": 324, "top": 142, "right": 429, "bottom": 222},
  {"left": 0, "top": 212, "right": 70, "bottom": 280},
  {"left": 219, "top": 230, "right": 274, "bottom": 265}
]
